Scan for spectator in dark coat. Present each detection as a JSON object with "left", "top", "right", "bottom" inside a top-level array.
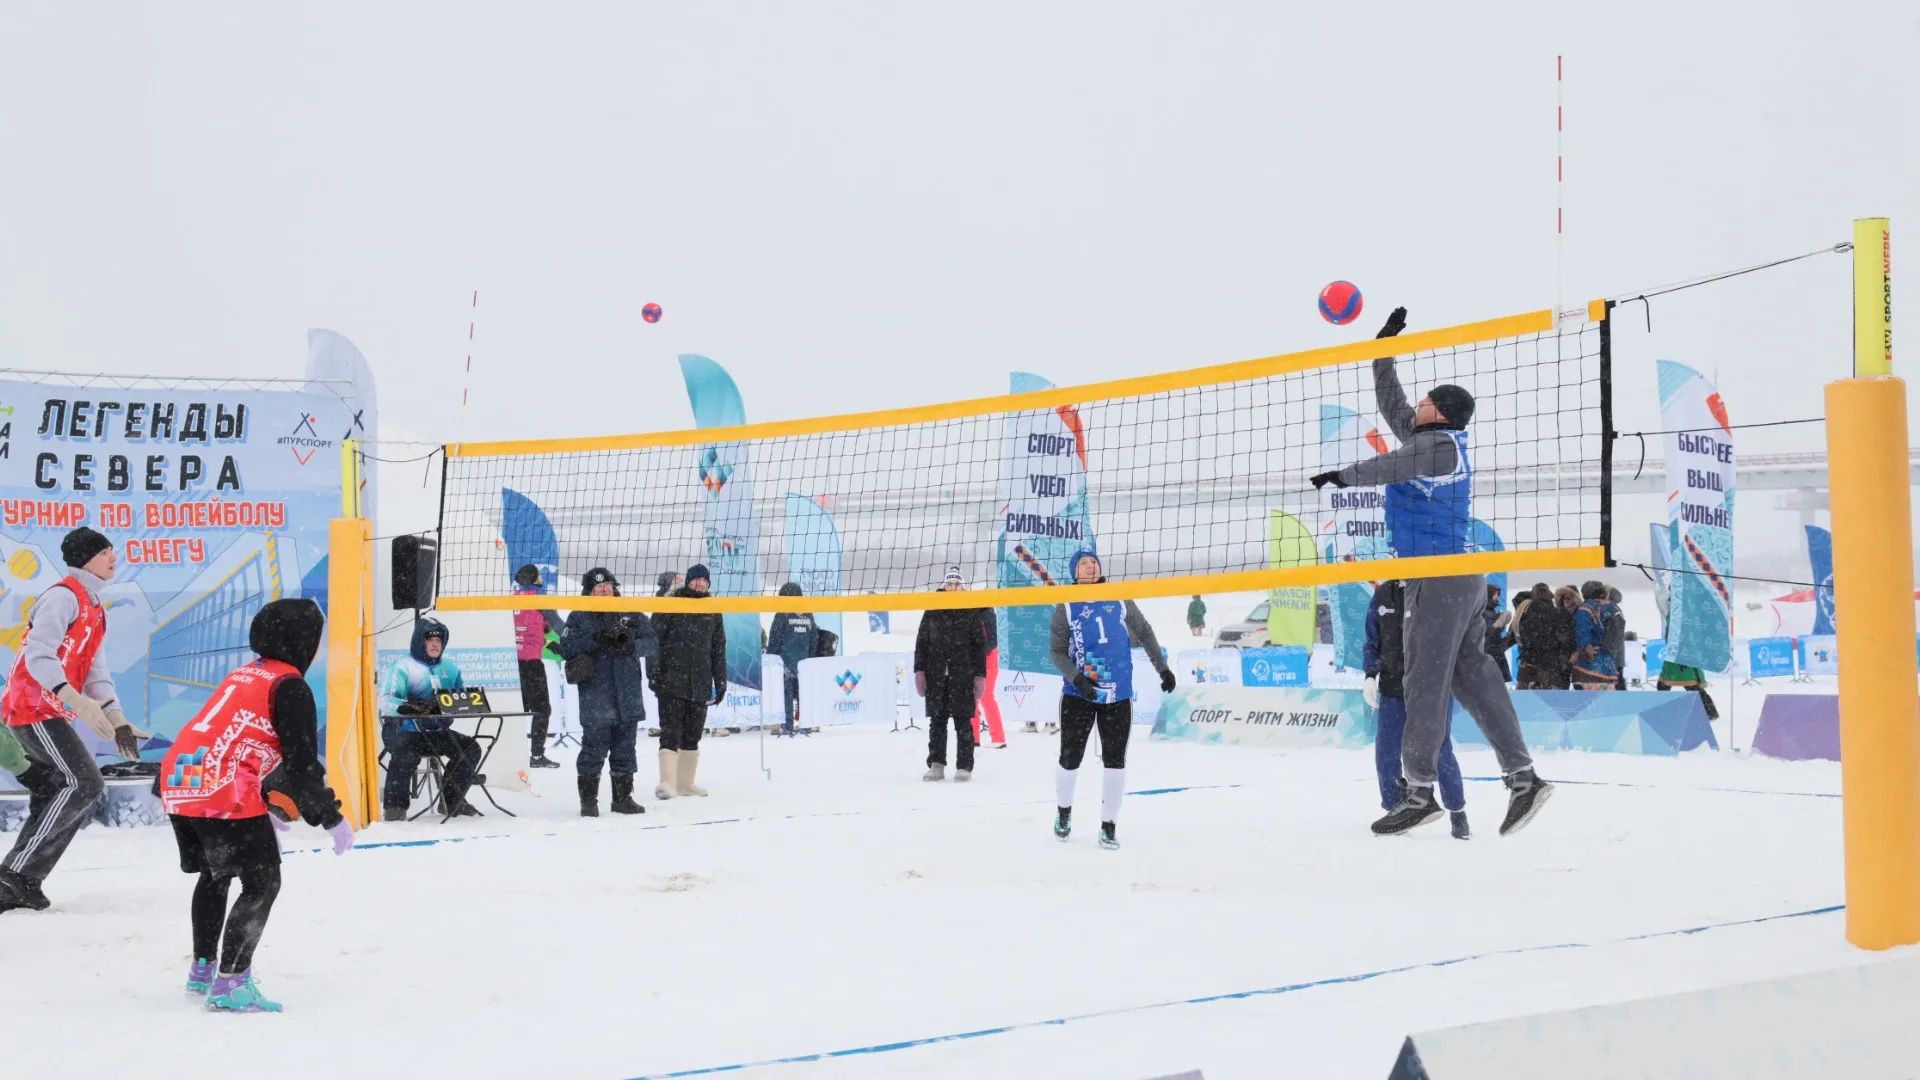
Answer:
[
  {"left": 766, "top": 582, "right": 819, "bottom": 734},
  {"left": 913, "top": 567, "right": 990, "bottom": 781},
  {"left": 650, "top": 563, "right": 727, "bottom": 799},
  {"left": 1605, "top": 586, "right": 1628, "bottom": 690},
  {"left": 1482, "top": 583, "right": 1514, "bottom": 682},
  {"left": 1512, "top": 584, "right": 1559, "bottom": 689},
  {"left": 1570, "top": 581, "right": 1622, "bottom": 689},
  {"left": 1364, "top": 579, "right": 1468, "bottom": 838},
  {"left": 561, "top": 567, "right": 659, "bottom": 817}
]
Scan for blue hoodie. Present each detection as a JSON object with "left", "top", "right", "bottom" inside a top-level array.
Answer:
[{"left": 383, "top": 617, "right": 466, "bottom": 731}]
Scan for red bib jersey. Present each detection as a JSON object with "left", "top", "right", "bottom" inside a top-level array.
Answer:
[
  {"left": 160, "top": 658, "right": 298, "bottom": 819},
  {"left": 3, "top": 577, "right": 108, "bottom": 728}
]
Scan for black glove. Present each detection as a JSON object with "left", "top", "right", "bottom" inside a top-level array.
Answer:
[
  {"left": 1071, "top": 673, "right": 1099, "bottom": 700},
  {"left": 394, "top": 700, "right": 428, "bottom": 717},
  {"left": 1376, "top": 306, "right": 1408, "bottom": 339},
  {"left": 595, "top": 626, "right": 620, "bottom": 648},
  {"left": 1160, "top": 669, "right": 1177, "bottom": 694},
  {"left": 1310, "top": 471, "right": 1349, "bottom": 490}
]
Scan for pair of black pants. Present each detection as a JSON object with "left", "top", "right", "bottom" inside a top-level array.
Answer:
[
  {"left": 517, "top": 658, "right": 552, "bottom": 751},
  {"left": 2, "top": 719, "right": 105, "bottom": 881},
  {"left": 658, "top": 697, "right": 708, "bottom": 752},
  {"left": 175, "top": 814, "right": 280, "bottom": 973},
  {"left": 1058, "top": 695, "right": 1131, "bottom": 770},
  {"left": 927, "top": 712, "right": 975, "bottom": 771},
  {"left": 782, "top": 669, "right": 800, "bottom": 732},
  {"left": 578, "top": 715, "right": 638, "bottom": 777},
  {"left": 382, "top": 729, "right": 481, "bottom": 808}
]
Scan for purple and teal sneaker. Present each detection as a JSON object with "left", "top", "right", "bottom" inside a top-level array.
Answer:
[
  {"left": 205, "top": 968, "right": 282, "bottom": 1013},
  {"left": 186, "top": 958, "right": 215, "bottom": 995}
]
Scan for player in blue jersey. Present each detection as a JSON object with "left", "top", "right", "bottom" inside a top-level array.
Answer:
[
  {"left": 1048, "top": 551, "right": 1176, "bottom": 849},
  {"left": 1312, "top": 307, "right": 1552, "bottom": 838}
]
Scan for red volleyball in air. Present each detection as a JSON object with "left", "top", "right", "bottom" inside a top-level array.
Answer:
[
  {"left": 1318, "top": 281, "right": 1363, "bottom": 325},
  {"left": 641, "top": 302, "right": 663, "bottom": 324}
]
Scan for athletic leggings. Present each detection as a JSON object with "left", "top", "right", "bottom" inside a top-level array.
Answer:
[
  {"left": 191, "top": 867, "right": 282, "bottom": 973},
  {"left": 1058, "top": 695, "right": 1131, "bottom": 770}
]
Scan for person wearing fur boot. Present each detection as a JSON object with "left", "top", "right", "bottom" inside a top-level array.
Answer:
[{"left": 650, "top": 564, "right": 726, "bottom": 799}]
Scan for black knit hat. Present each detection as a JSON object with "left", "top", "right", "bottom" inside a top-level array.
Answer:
[
  {"left": 582, "top": 567, "right": 619, "bottom": 595},
  {"left": 686, "top": 563, "right": 710, "bottom": 585},
  {"left": 779, "top": 582, "right": 803, "bottom": 597},
  {"left": 61, "top": 526, "right": 113, "bottom": 569},
  {"left": 1426, "top": 384, "right": 1475, "bottom": 428},
  {"left": 515, "top": 564, "right": 541, "bottom": 588}
]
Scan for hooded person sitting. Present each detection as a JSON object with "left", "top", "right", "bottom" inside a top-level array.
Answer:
[
  {"left": 380, "top": 617, "right": 483, "bottom": 818},
  {"left": 159, "top": 598, "right": 353, "bottom": 1012}
]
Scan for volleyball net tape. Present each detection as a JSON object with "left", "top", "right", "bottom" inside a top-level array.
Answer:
[{"left": 435, "top": 302, "right": 1612, "bottom": 613}]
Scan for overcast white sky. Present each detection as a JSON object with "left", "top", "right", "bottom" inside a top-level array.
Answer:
[{"left": 2, "top": 1, "right": 1915, "bottom": 572}]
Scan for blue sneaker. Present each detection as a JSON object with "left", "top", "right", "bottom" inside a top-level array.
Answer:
[
  {"left": 186, "top": 958, "right": 215, "bottom": 995},
  {"left": 206, "top": 968, "right": 282, "bottom": 1013}
]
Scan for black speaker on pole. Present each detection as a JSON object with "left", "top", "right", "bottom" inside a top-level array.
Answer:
[{"left": 392, "top": 535, "right": 439, "bottom": 611}]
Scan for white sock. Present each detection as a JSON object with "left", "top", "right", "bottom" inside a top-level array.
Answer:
[
  {"left": 1055, "top": 765, "right": 1078, "bottom": 809},
  {"left": 1101, "top": 767, "right": 1126, "bottom": 823}
]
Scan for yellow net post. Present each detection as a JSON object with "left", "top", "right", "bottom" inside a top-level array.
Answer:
[
  {"left": 1828, "top": 216, "right": 1920, "bottom": 949},
  {"left": 324, "top": 439, "right": 381, "bottom": 827}
]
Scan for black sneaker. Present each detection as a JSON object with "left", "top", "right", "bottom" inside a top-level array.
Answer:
[
  {"left": 1371, "top": 784, "right": 1443, "bottom": 835},
  {"left": 1499, "top": 768, "right": 1553, "bottom": 836},
  {"left": 0, "top": 869, "right": 50, "bottom": 912},
  {"left": 1450, "top": 810, "right": 1471, "bottom": 840},
  {"left": 528, "top": 753, "right": 561, "bottom": 769},
  {"left": 1053, "top": 806, "right": 1072, "bottom": 841},
  {"left": 1098, "top": 822, "right": 1119, "bottom": 850}
]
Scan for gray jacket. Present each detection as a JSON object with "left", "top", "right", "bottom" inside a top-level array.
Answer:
[
  {"left": 1335, "top": 357, "right": 1460, "bottom": 487},
  {"left": 1048, "top": 600, "right": 1172, "bottom": 684},
  {"left": 23, "top": 566, "right": 117, "bottom": 703}
]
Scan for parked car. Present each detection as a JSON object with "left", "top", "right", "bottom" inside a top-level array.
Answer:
[{"left": 1213, "top": 600, "right": 1271, "bottom": 649}]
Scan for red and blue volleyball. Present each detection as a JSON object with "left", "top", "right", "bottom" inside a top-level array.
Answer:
[
  {"left": 641, "top": 302, "right": 663, "bottom": 324},
  {"left": 1318, "top": 281, "right": 1363, "bottom": 325}
]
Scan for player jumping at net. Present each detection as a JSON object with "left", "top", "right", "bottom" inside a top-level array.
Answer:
[
  {"left": 1050, "top": 551, "right": 1176, "bottom": 850},
  {"left": 1311, "top": 307, "right": 1553, "bottom": 837}
]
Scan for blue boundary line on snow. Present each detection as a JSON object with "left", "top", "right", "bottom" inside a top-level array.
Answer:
[
  {"left": 275, "top": 785, "right": 1243, "bottom": 856},
  {"left": 624, "top": 903, "right": 1845, "bottom": 1079},
  {"left": 1463, "top": 776, "right": 1841, "bottom": 799}
]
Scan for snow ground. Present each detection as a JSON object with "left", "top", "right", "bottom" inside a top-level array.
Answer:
[{"left": 1, "top": 723, "right": 1898, "bottom": 1080}]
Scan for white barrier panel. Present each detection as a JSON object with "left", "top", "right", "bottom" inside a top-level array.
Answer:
[
  {"left": 1177, "top": 648, "right": 1242, "bottom": 688},
  {"left": 1310, "top": 642, "right": 1367, "bottom": 687},
  {"left": 1153, "top": 686, "right": 1372, "bottom": 749},
  {"left": 1128, "top": 649, "right": 1167, "bottom": 725},
  {"left": 1390, "top": 954, "right": 1920, "bottom": 1079},
  {"left": 996, "top": 667, "right": 1058, "bottom": 729},
  {"left": 798, "top": 654, "right": 898, "bottom": 727},
  {"left": 859, "top": 650, "right": 924, "bottom": 720}
]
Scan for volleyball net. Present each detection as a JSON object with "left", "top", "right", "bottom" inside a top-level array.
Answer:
[{"left": 434, "top": 301, "right": 1612, "bottom": 613}]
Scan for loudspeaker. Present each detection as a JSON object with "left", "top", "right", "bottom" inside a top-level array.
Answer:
[{"left": 392, "top": 534, "right": 439, "bottom": 611}]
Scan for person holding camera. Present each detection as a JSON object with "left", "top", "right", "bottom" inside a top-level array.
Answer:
[
  {"left": 560, "top": 568, "right": 659, "bottom": 817},
  {"left": 381, "top": 618, "right": 484, "bottom": 819},
  {"left": 650, "top": 563, "right": 727, "bottom": 799}
]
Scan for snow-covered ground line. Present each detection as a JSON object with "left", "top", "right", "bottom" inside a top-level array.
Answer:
[{"left": 2, "top": 724, "right": 1899, "bottom": 1080}]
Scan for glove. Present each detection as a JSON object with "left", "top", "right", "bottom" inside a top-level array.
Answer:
[
  {"left": 394, "top": 700, "right": 428, "bottom": 717},
  {"left": 914, "top": 672, "right": 928, "bottom": 697},
  {"left": 1376, "top": 306, "right": 1408, "bottom": 339},
  {"left": 1071, "top": 673, "right": 1099, "bottom": 700},
  {"left": 326, "top": 819, "right": 356, "bottom": 856},
  {"left": 972, "top": 676, "right": 986, "bottom": 702},
  {"left": 113, "top": 726, "right": 142, "bottom": 760},
  {"left": 1363, "top": 676, "right": 1380, "bottom": 710},
  {"left": 57, "top": 686, "right": 116, "bottom": 742},
  {"left": 1159, "top": 669, "right": 1176, "bottom": 694},
  {"left": 1310, "top": 471, "right": 1348, "bottom": 490}
]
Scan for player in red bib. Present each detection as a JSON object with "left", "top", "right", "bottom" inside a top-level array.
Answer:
[
  {"left": 1, "top": 527, "right": 144, "bottom": 914},
  {"left": 159, "top": 598, "right": 355, "bottom": 1012}
]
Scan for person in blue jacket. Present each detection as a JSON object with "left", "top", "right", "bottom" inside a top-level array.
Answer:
[
  {"left": 561, "top": 568, "right": 660, "bottom": 817},
  {"left": 381, "top": 618, "right": 483, "bottom": 818},
  {"left": 766, "top": 583, "right": 819, "bottom": 735},
  {"left": 1569, "top": 580, "right": 1622, "bottom": 689},
  {"left": 1364, "top": 580, "right": 1469, "bottom": 839}
]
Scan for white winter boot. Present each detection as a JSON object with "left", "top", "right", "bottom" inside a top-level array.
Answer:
[
  {"left": 655, "top": 750, "right": 677, "bottom": 800},
  {"left": 923, "top": 764, "right": 946, "bottom": 781},
  {"left": 676, "top": 749, "right": 709, "bottom": 797}
]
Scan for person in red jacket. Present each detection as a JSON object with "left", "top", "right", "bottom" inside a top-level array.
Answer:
[
  {"left": 159, "top": 598, "right": 354, "bottom": 1012},
  {"left": 512, "top": 564, "right": 562, "bottom": 768},
  {"left": 1, "top": 527, "right": 142, "bottom": 914}
]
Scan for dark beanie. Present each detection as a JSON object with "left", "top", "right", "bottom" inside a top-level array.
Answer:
[
  {"left": 62, "top": 527, "right": 113, "bottom": 569},
  {"left": 515, "top": 564, "right": 541, "bottom": 588},
  {"left": 582, "top": 567, "right": 619, "bottom": 595},
  {"left": 686, "top": 563, "right": 710, "bottom": 584},
  {"left": 1427, "top": 384, "right": 1475, "bottom": 428},
  {"left": 779, "top": 581, "right": 802, "bottom": 597}
]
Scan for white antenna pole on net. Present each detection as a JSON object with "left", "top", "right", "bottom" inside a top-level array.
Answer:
[
  {"left": 459, "top": 290, "right": 479, "bottom": 444},
  {"left": 1556, "top": 54, "right": 1565, "bottom": 322}
]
